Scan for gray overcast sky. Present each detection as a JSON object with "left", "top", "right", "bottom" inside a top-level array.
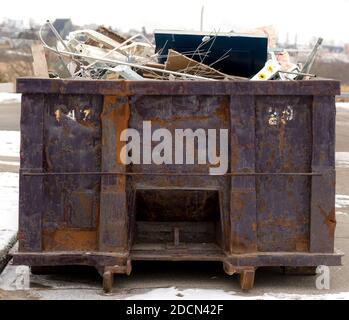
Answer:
[{"left": 1, "top": 0, "right": 348, "bottom": 44}]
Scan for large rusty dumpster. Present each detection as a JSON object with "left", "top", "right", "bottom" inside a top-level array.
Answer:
[{"left": 13, "top": 78, "right": 342, "bottom": 291}]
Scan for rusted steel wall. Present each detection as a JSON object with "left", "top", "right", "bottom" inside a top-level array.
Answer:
[{"left": 16, "top": 79, "right": 340, "bottom": 269}]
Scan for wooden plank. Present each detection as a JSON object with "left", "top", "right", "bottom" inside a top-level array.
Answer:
[
  {"left": 310, "top": 95, "right": 336, "bottom": 253},
  {"left": 99, "top": 95, "right": 130, "bottom": 252},
  {"left": 19, "top": 94, "right": 45, "bottom": 252},
  {"left": 229, "top": 95, "right": 257, "bottom": 253},
  {"left": 31, "top": 44, "right": 49, "bottom": 78}
]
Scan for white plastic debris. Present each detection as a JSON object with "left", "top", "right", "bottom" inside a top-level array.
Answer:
[{"left": 251, "top": 59, "right": 281, "bottom": 80}]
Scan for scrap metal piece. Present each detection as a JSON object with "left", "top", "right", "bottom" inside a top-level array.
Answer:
[
  {"left": 86, "top": 26, "right": 129, "bottom": 48},
  {"left": 40, "top": 45, "right": 217, "bottom": 80},
  {"left": 72, "top": 42, "right": 128, "bottom": 64},
  {"left": 46, "top": 20, "right": 70, "bottom": 53},
  {"left": 39, "top": 21, "right": 77, "bottom": 77},
  {"left": 120, "top": 42, "right": 155, "bottom": 58},
  {"left": 279, "top": 69, "right": 316, "bottom": 78},
  {"left": 108, "top": 65, "right": 145, "bottom": 80},
  {"left": 79, "top": 33, "right": 157, "bottom": 74},
  {"left": 68, "top": 29, "right": 122, "bottom": 50},
  {"left": 297, "top": 38, "right": 323, "bottom": 79}
]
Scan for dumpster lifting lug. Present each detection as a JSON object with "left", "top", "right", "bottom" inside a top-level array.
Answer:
[{"left": 223, "top": 262, "right": 256, "bottom": 290}]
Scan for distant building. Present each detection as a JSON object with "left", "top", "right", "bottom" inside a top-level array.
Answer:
[
  {"left": 52, "top": 19, "right": 74, "bottom": 39},
  {"left": 18, "top": 29, "right": 39, "bottom": 40},
  {"left": 322, "top": 44, "right": 344, "bottom": 54}
]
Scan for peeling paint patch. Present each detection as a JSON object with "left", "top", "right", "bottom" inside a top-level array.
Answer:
[{"left": 268, "top": 106, "right": 294, "bottom": 126}]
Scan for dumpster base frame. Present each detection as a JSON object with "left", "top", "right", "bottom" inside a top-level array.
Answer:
[{"left": 12, "top": 251, "right": 342, "bottom": 292}]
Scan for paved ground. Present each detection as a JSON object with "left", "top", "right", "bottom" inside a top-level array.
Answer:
[
  {"left": 0, "top": 102, "right": 20, "bottom": 132},
  {"left": 0, "top": 100, "right": 348, "bottom": 300}
]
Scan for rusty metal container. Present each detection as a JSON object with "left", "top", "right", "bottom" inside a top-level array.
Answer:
[{"left": 13, "top": 78, "right": 342, "bottom": 291}]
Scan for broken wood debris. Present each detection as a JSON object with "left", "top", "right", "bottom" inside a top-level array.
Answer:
[
  {"left": 31, "top": 43, "right": 49, "bottom": 77},
  {"left": 165, "top": 49, "right": 246, "bottom": 80}
]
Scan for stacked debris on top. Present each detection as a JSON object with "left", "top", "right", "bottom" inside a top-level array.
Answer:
[{"left": 34, "top": 21, "right": 322, "bottom": 81}]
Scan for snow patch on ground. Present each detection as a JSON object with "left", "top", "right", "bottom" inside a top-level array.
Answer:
[
  {"left": 0, "top": 230, "right": 17, "bottom": 261},
  {"left": 336, "top": 152, "right": 349, "bottom": 168},
  {"left": 0, "top": 93, "right": 21, "bottom": 104},
  {"left": 0, "top": 172, "right": 19, "bottom": 231},
  {"left": 253, "top": 292, "right": 349, "bottom": 300},
  {"left": 336, "top": 194, "right": 349, "bottom": 209},
  {"left": 0, "top": 131, "right": 20, "bottom": 158},
  {"left": 125, "top": 287, "right": 236, "bottom": 300},
  {"left": 337, "top": 102, "right": 349, "bottom": 109},
  {"left": 124, "top": 287, "right": 349, "bottom": 300}
]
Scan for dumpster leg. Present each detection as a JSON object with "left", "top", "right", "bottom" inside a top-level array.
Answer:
[
  {"left": 103, "top": 270, "right": 114, "bottom": 293},
  {"left": 223, "top": 262, "right": 256, "bottom": 290},
  {"left": 239, "top": 268, "right": 255, "bottom": 290},
  {"left": 102, "top": 259, "right": 132, "bottom": 293}
]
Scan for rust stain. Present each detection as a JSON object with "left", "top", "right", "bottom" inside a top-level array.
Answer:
[
  {"left": 43, "top": 229, "right": 97, "bottom": 251},
  {"left": 295, "top": 235, "right": 309, "bottom": 252},
  {"left": 321, "top": 207, "right": 336, "bottom": 238},
  {"left": 230, "top": 233, "right": 257, "bottom": 254},
  {"left": 103, "top": 95, "right": 130, "bottom": 192},
  {"left": 214, "top": 99, "right": 230, "bottom": 122}
]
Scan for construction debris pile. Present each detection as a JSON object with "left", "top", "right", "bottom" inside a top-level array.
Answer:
[{"left": 36, "top": 21, "right": 322, "bottom": 81}]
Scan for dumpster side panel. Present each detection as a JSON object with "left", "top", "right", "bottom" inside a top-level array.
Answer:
[
  {"left": 255, "top": 96, "right": 312, "bottom": 252},
  {"left": 229, "top": 95, "right": 257, "bottom": 254},
  {"left": 310, "top": 95, "right": 336, "bottom": 253},
  {"left": 42, "top": 94, "right": 103, "bottom": 251},
  {"left": 19, "top": 94, "right": 45, "bottom": 252},
  {"left": 99, "top": 95, "right": 130, "bottom": 253}
]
